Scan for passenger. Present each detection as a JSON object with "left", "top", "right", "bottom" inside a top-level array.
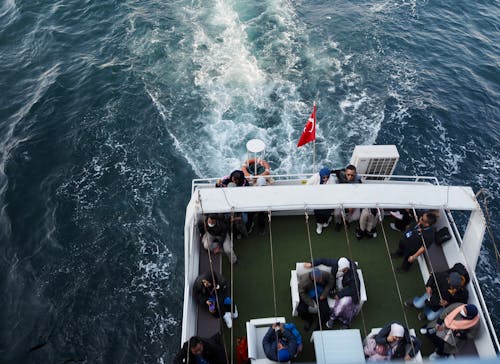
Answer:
[
  {"left": 332, "top": 165, "right": 361, "bottom": 231},
  {"left": 199, "top": 214, "right": 237, "bottom": 264},
  {"left": 262, "top": 322, "right": 302, "bottom": 362},
  {"left": 322, "top": 257, "right": 361, "bottom": 328},
  {"left": 217, "top": 170, "right": 252, "bottom": 236},
  {"left": 391, "top": 212, "right": 437, "bottom": 272},
  {"left": 363, "top": 322, "right": 421, "bottom": 361},
  {"left": 192, "top": 271, "right": 238, "bottom": 328},
  {"left": 420, "top": 303, "right": 480, "bottom": 359},
  {"left": 297, "top": 267, "right": 334, "bottom": 331},
  {"left": 306, "top": 167, "right": 334, "bottom": 235},
  {"left": 389, "top": 209, "right": 413, "bottom": 232},
  {"left": 356, "top": 208, "right": 381, "bottom": 239},
  {"left": 173, "top": 334, "right": 226, "bottom": 364},
  {"left": 305, "top": 257, "right": 361, "bottom": 328},
  {"left": 406, "top": 269, "right": 469, "bottom": 321},
  {"left": 216, "top": 169, "right": 250, "bottom": 187}
]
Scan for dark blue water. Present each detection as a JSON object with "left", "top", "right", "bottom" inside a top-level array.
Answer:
[{"left": 0, "top": 0, "right": 498, "bottom": 362}]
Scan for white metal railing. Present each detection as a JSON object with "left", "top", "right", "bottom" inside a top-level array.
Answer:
[{"left": 191, "top": 173, "right": 440, "bottom": 194}]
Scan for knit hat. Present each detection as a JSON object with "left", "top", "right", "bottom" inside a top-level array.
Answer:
[
  {"left": 338, "top": 257, "right": 350, "bottom": 271},
  {"left": 389, "top": 323, "right": 405, "bottom": 338},
  {"left": 464, "top": 304, "right": 478, "bottom": 319},
  {"left": 310, "top": 268, "right": 322, "bottom": 282},
  {"left": 319, "top": 167, "right": 330, "bottom": 178},
  {"left": 448, "top": 272, "right": 461, "bottom": 287},
  {"left": 278, "top": 348, "right": 291, "bottom": 362}
]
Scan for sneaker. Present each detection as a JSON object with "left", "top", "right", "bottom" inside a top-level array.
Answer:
[
  {"left": 429, "top": 352, "right": 448, "bottom": 360},
  {"left": 418, "top": 312, "right": 427, "bottom": 321},
  {"left": 355, "top": 228, "right": 364, "bottom": 240},
  {"left": 326, "top": 319, "right": 334, "bottom": 329},
  {"left": 223, "top": 312, "right": 233, "bottom": 328},
  {"left": 390, "top": 211, "right": 404, "bottom": 220},
  {"left": 405, "top": 300, "right": 415, "bottom": 308},
  {"left": 420, "top": 327, "right": 428, "bottom": 335},
  {"left": 389, "top": 222, "right": 400, "bottom": 231},
  {"left": 232, "top": 305, "right": 238, "bottom": 319},
  {"left": 316, "top": 224, "right": 323, "bottom": 235},
  {"left": 371, "top": 232, "right": 377, "bottom": 238},
  {"left": 322, "top": 222, "right": 329, "bottom": 227}
]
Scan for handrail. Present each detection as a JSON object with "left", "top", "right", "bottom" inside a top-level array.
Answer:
[{"left": 191, "top": 173, "right": 440, "bottom": 194}]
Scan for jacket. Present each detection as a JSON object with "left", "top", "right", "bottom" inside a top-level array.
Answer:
[
  {"left": 262, "top": 327, "right": 297, "bottom": 361},
  {"left": 298, "top": 270, "right": 335, "bottom": 307},
  {"left": 173, "top": 334, "right": 227, "bottom": 364},
  {"left": 425, "top": 272, "right": 469, "bottom": 311},
  {"left": 375, "top": 322, "right": 421, "bottom": 359},
  {"left": 312, "top": 257, "right": 361, "bottom": 304}
]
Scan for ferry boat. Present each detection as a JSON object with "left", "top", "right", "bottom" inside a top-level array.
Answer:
[{"left": 180, "top": 144, "right": 500, "bottom": 363}]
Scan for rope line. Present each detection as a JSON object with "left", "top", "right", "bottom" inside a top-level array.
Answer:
[
  {"left": 197, "top": 190, "right": 230, "bottom": 364},
  {"left": 376, "top": 208, "right": 417, "bottom": 358},
  {"left": 339, "top": 207, "right": 368, "bottom": 337},
  {"left": 304, "top": 210, "right": 328, "bottom": 362}
]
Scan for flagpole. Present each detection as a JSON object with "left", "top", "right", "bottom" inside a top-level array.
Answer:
[
  {"left": 313, "top": 101, "right": 316, "bottom": 172},
  {"left": 313, "top": 141, "right": 316, "bottom": 172}
]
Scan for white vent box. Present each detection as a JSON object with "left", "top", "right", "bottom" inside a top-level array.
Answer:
[{"left": 350, "top": 145, "right": 399, "bottom": 179}]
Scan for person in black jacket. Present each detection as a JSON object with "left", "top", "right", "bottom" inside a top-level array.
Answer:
[
  {"left": 332, "top": 165, "right": 362, "bottom": 231},
  {"left": 407, "top": 268, "right": 469, "bottom": 321},
  {"left": 363, "top": 322, "right": 421, "bottom": 361},
  {"left": 173, "top": 335, "right": 227, "bottom": 364},
  {"left": 262, "top": 323, "right": 298, "bottom": 362},
  {"left": 391, "top": 212, "right": 437, "bottom": 272},
  {"left": 199, "top": 214, "right": 237, "bottom": 264},
  {"left": 192, "top": 271, "right": 237, "bottom": 328}
]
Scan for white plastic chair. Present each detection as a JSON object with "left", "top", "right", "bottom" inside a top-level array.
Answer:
[{"left": 246, "top": 317, "right": 290, "bottom": 363}]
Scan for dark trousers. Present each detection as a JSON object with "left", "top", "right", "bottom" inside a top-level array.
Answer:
[
  {"left": 297, "top": 299, "right": 330, "bottom": 326},
  {"left": 314, "top": 209, "right": 333, "bottom": 224},
  {"left": 395, "top": 241, "right": 419, "bottom": 271},
  {"left": 425, "top": 332, "right": 446, "bottom": 355}
]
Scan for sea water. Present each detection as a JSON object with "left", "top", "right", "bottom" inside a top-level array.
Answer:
[{"left": 0, "top": 0, "right": 498, "bottom": 362}]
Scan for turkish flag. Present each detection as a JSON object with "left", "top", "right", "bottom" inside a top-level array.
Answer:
[{"left": 297, "top": 103, "right": 316, "bottom": 147}]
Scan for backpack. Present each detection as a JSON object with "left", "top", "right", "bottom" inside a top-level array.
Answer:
[
  {"left": 435, "top": 227, "right": 452, "bottom": 245},
  {"left": 236, "top": 336, "right": 250, "bottom": 364}
]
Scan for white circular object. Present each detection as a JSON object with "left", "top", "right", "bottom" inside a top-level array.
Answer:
[{"left": 246, "top": 139, "right": 265, "bottom": 153}]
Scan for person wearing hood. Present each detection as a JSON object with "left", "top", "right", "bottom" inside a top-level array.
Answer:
[
  {"left": 262, "top": 322, "right": 300, "bottom": 362},
  {"left": 325, "top": 257, "right": 361, "bottom": 328},
  {"left": 307, "top": 167, "right": 334, "bottom": 234},
  {"left": 363, "top": 322, "right": 421, "bottom": 361},
  {"left": 420, "top": 303, "right": 480, "bottom": 359},
  {"left": 192, "top": 271, "right": 238, "bottom": 328}
]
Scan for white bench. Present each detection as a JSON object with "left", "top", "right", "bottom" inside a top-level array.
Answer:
[
  {"left": 290, "top": 262, "right": 367, "bottom": 317},
  {"left": 367, "top": 327, "right": 423, "bottom": 362},
  {"left": 246, "top": 317, "right": 290, "bottom": 364}
]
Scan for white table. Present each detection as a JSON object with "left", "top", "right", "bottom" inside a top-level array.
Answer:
[{"left": 312, "top": 329, "right": 365, "bottom": 364}]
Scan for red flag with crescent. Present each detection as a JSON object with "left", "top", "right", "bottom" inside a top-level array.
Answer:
[{"left": 297, "top": 103, "right": 316, "bottom": 147}]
